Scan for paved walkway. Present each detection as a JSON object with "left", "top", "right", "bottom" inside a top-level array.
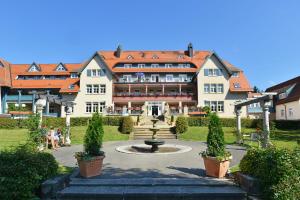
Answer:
[{"left": 53, "top": 140, "right": 246, "bottom": 179}]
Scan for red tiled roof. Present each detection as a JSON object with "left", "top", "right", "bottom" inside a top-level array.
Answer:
[
  {"left": 229, "top": 71, "right": 253, "bottom": 92},
  {"left": 98, "top": 50, "right": 212, "bottom": 72},
  {"left": 0, "top": 58, "right": 12, "bottom": 87}
]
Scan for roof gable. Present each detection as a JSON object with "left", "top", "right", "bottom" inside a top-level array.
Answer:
[
  {"left": 28, "top": 62, "right": 41, "bottom": 72},
  {"left": 55, "top": 63, "right": 67, "bottom": 71}
]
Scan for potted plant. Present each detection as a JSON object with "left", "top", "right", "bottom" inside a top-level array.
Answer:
[
  {"left": 201, "top": 113, "right": 232, "bottom": 178},
  {"left": 75, "top": 113, "right": 105, "bottom": 178}
]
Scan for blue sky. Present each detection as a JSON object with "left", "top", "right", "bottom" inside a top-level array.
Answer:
[{"left": 1, "top": 0, "right": 300, "bottom": 90}]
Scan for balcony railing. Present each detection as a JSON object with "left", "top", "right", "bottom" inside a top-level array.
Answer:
[
  {"left": 114, "top": 92, "right": 195, "bottom": 97},
  {"left": 115, "top": 77, "right": 192, "bottom": 84}
]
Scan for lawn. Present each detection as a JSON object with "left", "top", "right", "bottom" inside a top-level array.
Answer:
[
  {"left": 178, "top": 127, "right": 300, "bottom": 150},
  {"left": 0, "top": 126, "right": 128, "bottom": 150}
]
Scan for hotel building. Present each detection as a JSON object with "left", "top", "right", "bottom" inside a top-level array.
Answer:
[{"left": 0, "top": 44, "right": 253, "bottom": 118}]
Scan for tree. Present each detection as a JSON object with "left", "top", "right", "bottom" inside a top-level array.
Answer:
[
  {"left": 175, "top": 117, "right": 188, "bottom": 134},
  {"left": 253, "top": 86, "right": 263, "bottom": 93},
  {"left": 84, "top": 113, "right": 104, "bottom": 156}
]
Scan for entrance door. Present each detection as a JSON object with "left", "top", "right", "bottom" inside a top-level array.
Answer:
[{"left": 152, "top": 106, "right": 159, "bottom": 116}]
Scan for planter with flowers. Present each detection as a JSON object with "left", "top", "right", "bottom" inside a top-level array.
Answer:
[
  {"left": 75, "top": 113, "right": 105, "bottom": 178},
  {"left": 201, "top": 113, "right": 232, "bottom": 178}
]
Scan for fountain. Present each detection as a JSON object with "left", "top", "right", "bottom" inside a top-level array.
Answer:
[{"left": 144, "top": 116, "right": 165, "bottom": 152}]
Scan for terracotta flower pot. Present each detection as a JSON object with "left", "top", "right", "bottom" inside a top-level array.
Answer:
[
  {"left": 202, "top": 156, "right": 231, "bottom": 178},
  {"left": 77, "top": 156, "right": 105, "bottom": 178}
]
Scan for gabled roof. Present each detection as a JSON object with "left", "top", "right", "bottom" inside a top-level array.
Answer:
[
  {"left": 0, "top": 58, "right": 12, "bottom": 87},
  {"left": 266, "top": 76, "right": 300, "bottom": 104},
  {"left": 55, "top": 63, "right": 67, "bottom": 71}
]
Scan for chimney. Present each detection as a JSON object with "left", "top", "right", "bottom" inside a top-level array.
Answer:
[
  {"left": 115, "top": 45, "right": 122, "bottom": 58},
  {"left": 187, "top": 43, "right": 193, "bottom": 57}
]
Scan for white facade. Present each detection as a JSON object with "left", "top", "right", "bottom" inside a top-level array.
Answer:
[
  {"left": 275, "top": 100, "right": 300, "bottom": 120},
  {"left": 197, "top": 56, "right": 248, "bottom": 117}
]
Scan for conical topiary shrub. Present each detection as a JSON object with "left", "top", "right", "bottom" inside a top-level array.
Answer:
[
  {"left": 121, "top": 116, "right": 134, "bottom": 134},
  {"left": 75, "top": 112, "right": 105, "bottom": 178},
  {"left": 84, "top": 113, "right": 104, "bottom": 156},
  {"left": 201, "top": 113, "right": 232, "bottom": 178}
]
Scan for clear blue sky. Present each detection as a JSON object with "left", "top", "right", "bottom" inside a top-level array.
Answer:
[{"left": 1, "top": 0, "right": 300, "bottom": 90}]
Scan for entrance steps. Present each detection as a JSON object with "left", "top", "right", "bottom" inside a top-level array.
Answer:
[
  {"left": 57, "top": 177, "right": 247, "bottom": 200},
  {"left": 133, "top": 127, "right": 176, "bottom": 139}
]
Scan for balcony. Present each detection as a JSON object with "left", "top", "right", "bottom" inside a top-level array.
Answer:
[
  {"left": 115, "top": 77, "right": 193, "bottom": 84},
  {"left": 113, "top": 92, "right": 196, "bottom": 102}
]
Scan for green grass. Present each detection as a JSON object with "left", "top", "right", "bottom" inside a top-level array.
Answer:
[
  {"left": 178, "top": 127, "right": 300, "bottom": 150},
  {"left": 0, "top": 126, "right": 128, "bottom": 150}
]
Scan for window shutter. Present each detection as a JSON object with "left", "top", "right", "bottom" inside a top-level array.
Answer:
[
  {"left": 87, "top": 69, "right": 91, "bottom": 77},
  {"left": 204, "top": 69, "right": 208, "bottom": 76}
]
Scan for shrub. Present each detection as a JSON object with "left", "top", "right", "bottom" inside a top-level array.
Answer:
[
  {"left": 84, "top": 113, "right": 104, "bottom": 156},
  {"left": 240, "top": 147, "right": 300, "bottom": 200},
  {"left": 170, "top": 115, "right": 174, "bottom": 123},
  {"left": 204, "top": 113, "right": 228, "bottom": 158},
  {"left": 121, "top": 116, "right": 134, "bottom": 134},
  {"left": 175, "top": 116, "right": 188, "bottom": 134},
  {"left": 0, "top": 143, "right": 58, "bottom": 199}
]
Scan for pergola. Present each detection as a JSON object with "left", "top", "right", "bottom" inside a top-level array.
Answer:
[
  {"left": 35, "top": 93, "right": 75, "bottom": 145},
  {"left": 234, "top": 93, "right": 277, "bottom": 148}
]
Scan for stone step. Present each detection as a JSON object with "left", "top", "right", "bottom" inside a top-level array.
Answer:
[{"left": 57, "top": 185, "right": 246, "bottom": 200}]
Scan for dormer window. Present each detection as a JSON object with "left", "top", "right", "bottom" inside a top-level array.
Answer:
[
  {"left": 278, "top": 93, "right": 287, "bottom": 99},
  {"left": 28, "top": 63, "right": 40, "bottom": 72},
  {"left": 70, "top": 73, "right": 78, "bottom": 78},
  {"left": 56, "top": 63, "right": 67, "bottom": 71},
  {"left": 234, "top": 83, "right": 241, "bottom": 88},
  {"left": 152, "top": 54, "right": 159, "bottom": 59},
  {"left": 0, "top": 61, "right": 3, "bottom": 67},
  {"left": 178, "top": 54, "right": 184, "bottom": 59},
  {"left": 69, "top": 84, "right": 75, "bottom": 89},
  {"left": 232, "top": 72, "right": 239, "bottom": 77},
  {"left": 127, "top": 55, "right": 133, "bottom": 60}
]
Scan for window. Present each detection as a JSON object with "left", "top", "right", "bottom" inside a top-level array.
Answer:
[
  {"left": 289, "top": 108, "right": 293, "bottom": 117},
  {"left": 99, "top": 102, "right": 106, "bottom": 113},
  {"left": 69, "top": 84, "right": 75, "bottom": 89},
  {"left": 28, "top": 63, "right": 40, "bottom": 72},
  {"left": 208, "top": 69, "right": 214, "bottom": 76},
  {"left": 123, "top": 75, "right": 132, "bottom": 82},
  {"left": 70, "top": 73, "right": 78, "bottom": 78},
  {"left": 93, "top": 85, "right": 99, "bottom": 94},
  {"left": 86, "top": 102, "right": 92, "bottom": 113},
  {"left": 100, "top": 84, "right": 106, "bottom": 94},
  {"left": 204, "top": 84, "right": 210, "bottom": 93},
  {"left": 178, "top": 64, "right": 185, "bottom": 68},
  {"left": 279, "top": 93, "right": 286, "bottom": 99},
  {"left": 138, "top": 64, "right": 145, "bottom": 68},
  {"left": 281, "top": 109, "right": 285, "bottom": 117},
  {"left": 210, "top": 84, "right": 217, "bottom": 93},
  {"left": 165, "top": 64, "right": 173, "bottom": 68},
  {"left": 152, "top": 55, "right": 159, "bottom": 59},
  {"left": 178, "top": 74, "right": 187, "bottom": 82},
  {"left": 87, "top": 69, "right": 91, "bottom": 77},
  {"left": 86, "top": 85, "right": 92, "bottom": 94},
  {"left": 234, "top": 83, "right": 241, "bottom": 88},
  {"left": 217, "top": 84, "right": 224, "bottom": 93},
  {"left": 124, "top": 64, "right": 132, "bottom": 68},
  {"left": 127, "top": 55, "right": 133, "bottom": 60},
  {"left": 166, "top": 74, "right": 174, "bottom": 82},
  {"left": 151, "top": 64, "right": 159, "bottom": 68},
  {"left": 211, "top": 101, "right": 217, "bottom": 112},
  {"left": 92, "top": 69, "right": 97, "bottom": 77},
  {"left": 232, "top": 72, "right": 239, "bottom": 77},
  {"left": 186, "top": 64, "right": 191, "bottom": 68},
  {"left": 93, "top": 102, "right": 99, "bottom": 113},
  {"left": 204, "top": 101, "right": 210, "bottom": 107},
  {"left": 56, "top": 63, "right": 66, "bottom": 71},
  {"left": 217, "top": 101, "right": 224, "bottom": 112}
]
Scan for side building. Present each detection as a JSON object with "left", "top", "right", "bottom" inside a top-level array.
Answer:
[
  {"left": 0, "top": 44, "right": 253, "bottom": 118},
  {"left": 266, "top": 76, "right": 300, "bottom": 120}
]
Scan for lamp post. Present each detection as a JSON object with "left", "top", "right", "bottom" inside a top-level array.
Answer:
[{"left": 64, "top": 102, "right": 75, "bottom": 146}]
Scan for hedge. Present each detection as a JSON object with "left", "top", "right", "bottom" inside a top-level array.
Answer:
[
  {"left": 240, "top": 147, "right": 300, "bottom": 200},
  {"left": 0, "top": 116, "right": 299, "bottom": 130},
  {"left": 0, "top": 116, "right": 123, "bottom": 129}
]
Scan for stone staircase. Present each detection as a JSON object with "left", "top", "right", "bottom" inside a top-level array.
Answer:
[
  {"left": 57, "top": 177, "right": 247, "bottom": 200},
  {"left": 133, "top": 126, "right": 176, "bottom": 139}
]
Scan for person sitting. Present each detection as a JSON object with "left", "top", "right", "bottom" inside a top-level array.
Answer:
[
  {"left": 47, "top": 126, "right": 59, "bottom": 150},
  {"left": 56, "top": 128, "right": 65, "bottom": 146}
]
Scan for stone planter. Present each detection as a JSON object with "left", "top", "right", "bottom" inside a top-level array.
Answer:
[
  {"left": 236, "top": 172, "right": 261, "bottom": 196},
  {"left": 202, "top": 156, "right": 231, "bottom": 178},
  {"left": 77, "top": 156, "right": 105, "bottom": 178}
]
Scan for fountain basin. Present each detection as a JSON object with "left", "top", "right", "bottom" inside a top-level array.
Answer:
[{"left": 144, "top": 139, "right": 165, "bottom": 152}]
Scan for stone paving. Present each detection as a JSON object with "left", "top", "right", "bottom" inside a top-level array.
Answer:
[{"left": 53, "top": 140, "right": 246, "bottom": 179}]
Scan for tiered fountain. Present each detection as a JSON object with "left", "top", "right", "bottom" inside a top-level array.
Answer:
[{"left": 144, "top": 116, "right": 165, "bottom": 152}]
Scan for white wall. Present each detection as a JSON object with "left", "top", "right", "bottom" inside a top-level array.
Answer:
[
  {"left": 0, "top": 87, "right": 2, "bottom": 114},
  {"left": 61, "top": 55, "right": 113, "bottom": 117},
  {"left": 197, "top": 56, "right": 248, "bottom": 117},
  {"left": 276, "top": 100, "right": 300, "bottom": 120}
]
